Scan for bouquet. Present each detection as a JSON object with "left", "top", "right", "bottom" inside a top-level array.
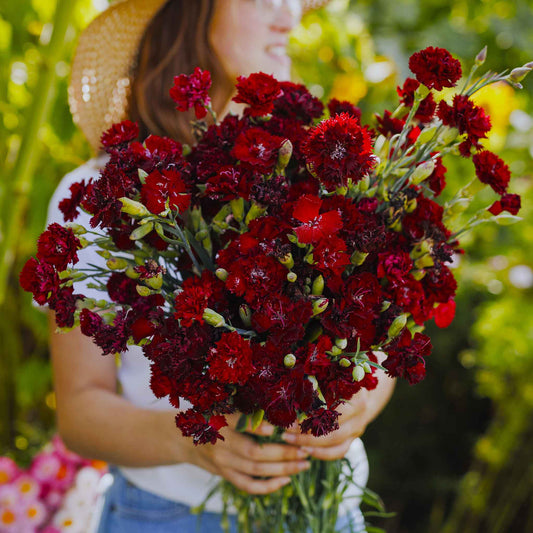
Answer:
[{"left": 21, "top": 46, "right": 530, "bottom": 532}]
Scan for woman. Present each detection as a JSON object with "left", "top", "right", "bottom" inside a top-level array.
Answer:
[{"left": 48, "top": 0, "right": 396, "bottom": 531}]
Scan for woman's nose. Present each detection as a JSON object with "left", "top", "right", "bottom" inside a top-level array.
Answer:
[{"left": 268, "top": 0, "right": 303, "bottom": 31}]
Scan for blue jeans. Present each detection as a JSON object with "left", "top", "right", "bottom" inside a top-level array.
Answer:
[{"left": 96, "top": 468, "right": 366, "bottom": 532}]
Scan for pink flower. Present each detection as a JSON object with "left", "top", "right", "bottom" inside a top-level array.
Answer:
[
  {"left": 0, "top": 457, "right": 20, "bottom": 485},
  {"left": 13, "top": 474, "right": 40, "bottom": 501},
  {"left": 30, "top": 452, "right": 61, "bottom": 485}
]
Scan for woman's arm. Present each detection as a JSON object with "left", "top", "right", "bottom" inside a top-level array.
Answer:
[
  {"left": 49, "top": 311, "right": 310, "bottom": 493},
  {"left": 280, "top": 355, "right": 396, "bottom": 459}
]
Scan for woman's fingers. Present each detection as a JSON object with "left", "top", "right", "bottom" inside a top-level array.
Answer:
[
  {"left": 298, "top": 439, "right": 354, "bottom": 461},
  {"left": 220, "top": 468, "right": 292, "bottom": 495},
  {"left": 281, "top": 417, "right": 365, "bottom": 448},
  {"left": 225, "top": 453, "right": 311, "bottom": 478}
]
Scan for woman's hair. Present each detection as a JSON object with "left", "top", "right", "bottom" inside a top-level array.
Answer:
[{"left": 129, "top": 0, "right": 234, "bottom": 144}]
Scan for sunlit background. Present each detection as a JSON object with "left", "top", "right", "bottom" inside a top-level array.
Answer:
[{"left": 0, "top": 0, "right": 531, "bottom": 531}]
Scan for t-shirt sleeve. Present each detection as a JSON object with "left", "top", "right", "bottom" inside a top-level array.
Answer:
[{"left": 46, "top": 156, "right": 111, "bottom": 302}]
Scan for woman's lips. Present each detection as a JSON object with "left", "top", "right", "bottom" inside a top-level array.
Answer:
[{"left": 265, "top": 44, "right": 290, "bottom": 64}]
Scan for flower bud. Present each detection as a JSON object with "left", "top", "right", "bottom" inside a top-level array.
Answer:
[
  {"left": 202, "top": 308, "right": 226, "bottom": 327},
  {"left": 138, "top": 168, "right": 149, "bottom": 184},
  {"left": 350, "top": 251, "right": 368, "bottom": 266},
  {"left": 410, "top": 239, "right": 432, "bottom": 259},
  {"left": 305, "top": 253, "right": 315, "bottom": 265},
  {"left": 362, "top": 362, "right": 372, "bottom": 374},
  {"left": 125, "top": 266, "right": 140, "bottom": 279},
  {"left": 352, "top": 365, "right": 366, "bottom": 382},
  {"left": 330, "top": 346, "right": 342, "bottom": 356},
  {"left": 339, "top": 358, "right": 351, "bottom": 368},
  {"left": 311, "top": 275, "right": 324, "bottom": 295},
  {"left": 97, "top": 250, "right": 112, "bottom": 259},
  {"left": 230, "top": 198, "right": 245, "bottom": 222},
  {"left": 381, "top": 300, "right": 391, "bottom": 312},
  {"left": 509, "top": 66, "right": 532, "bottom": 83},
  {"left": 411, "top": 160, "right": 435, "bottom": 186},
  {"left": 146, "top": 274, "right": 163, "bottom": 290},
  {"left": 66, "top": 223, "right": 87, "bottom": 235},
  {"left": 279, "top": 253, "right": 294, "bottom": 269},
  {"left": 411, "top": 269, "right": 426, "bottom": 281},
  {"left": 358, "top": 175, "right": 370, "bottom": 193},
  {"left": 136, "top": 285, "right": 153, "bottom": 297},
  {"left": 195, "top": 229, "right": 209, "bottom": 241},
  {"left": 388, "top": 313, "right": 408, "bottom": 338},
  {"left": 276, "top": 139, "right": 293, "bottom": 172},
  {"left": 405, "top": 198, "right": 417, "bottom": 213},
  {"left": 245, "top": 202, "right": 267, "bottom": 225},
  {"left": 284, "top": 353, "right": 296, "bottom": 368},
  {"left": 414, "top": 254, "right": 435, "bottom": 269},
  {"left": 336, "top": 185, "right": 348, "bottom": 196},
  {"left": 335, "top": 338, "right": 348, "bottom": 350},
  {"left": 130, "top": 222, "right": 154, "bottom": 241},
  {"left": 416, "top": 125, "right": 438, "bottom": 145},
  {"left": 389, "top": 218, "right": 402, "bottom": 232},
  {"left": 312, "top": 298, "right": 329, "bottom": 316},
  {"left": 438, "top": 126, "right": 460, "bottom": 145},
  {"left": 215, "top": 268, "right": 229, "bottom": 282},
  {"left": 120, "top": 197, "right": 151, "bottom": 217},
  {"left": 106, "top": 257, "right": 129, "bottom": 270},
  {"left": 287, "top": 272, "right": 297, "bottom": 283},
  {"left": 239, "top": 304, "right": 252, "bottom": 327},
  {"left": 475, "top": 45, "right": 487, "bottom": 66}
]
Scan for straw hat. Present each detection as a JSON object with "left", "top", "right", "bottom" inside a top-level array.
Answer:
[{"left": 68, "top": 0, "right": 332, "bottom": 152}]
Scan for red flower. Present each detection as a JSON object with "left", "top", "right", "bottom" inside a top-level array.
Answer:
[
  {"left": 205, "top": 166, "right": 252, "bottom": 201},
  {"left": 488, "top": 193, "right": 521, "bottom": 216},
  {"left": 107, "top": 272, "right": 139, "bottom": 305},
  {"left": 433, "top": 299, "right": 456, "bottom": 328},
  {"left": 304, "top": 113, "right": 375, "bottom": 191},
  {"left": 170, "top": 67, "right": 212, "bottom": 119},
  {"left": 19, "top": 258, "right": 59, "bottom": 305},
  {"left": 208, "top": 331, "right": 255, "bottom": 385},
  {"left": 472, "top": 151, "right": 511, "bottom": 195},
  {"left": 397, "top": 78, "right": 436, "bottom": 123},
  {"left": 49, "top": 286, "right": 81, "bottom": 328},
  {"left": 80, "top": 308, "right": 104, "bottom": 336},
  {"left": 300, "top": 409, "right": 339, "bottom": 437},
  {"left": 175, "top": 410, "right": 227, "bottom": 445},
  {"left": 100, "top": 120, "right": 139, "bottom": 148},
  {"left": 37, "top": 223, "right": 82, "bottom": 271},
  {"left": 233, "top": 72, "right": 283, "bottom": 117},
  {"left": 174, "top": 270, "right": 225, "bottom": 326},
  {"left": 313, "top": 236, "right": 351, "bottom": 280},
  {"left": 437, "top": 95, "right": 491, "bottom": 152},
  {"left": 327, "top": 98, "right": 361, "bottom": 121},
  {"left": 427, "top": 157, "right": 447, "bottom": 196},
  {"left": 232, "top": 127, "right": 284, "bottom": 174},
  {"left": 273, "top": 81, "right": 324, "bottom": 123},
  {"left": 377, "top": 251, "right": 413, "bottom": 281},
  {"left": 59, "top": 180, "right": 90, "bottom": 222},
  {"left": 375, "top": 110, "right": 404, "bottom": 137},
  {"left": 141, "top": 169, "right": 191, "bottom": 215},
  {"left": 292, "top": 195, "right": 342, "bottom": 244},
  {"left": 408, "top": 47, "right": 462, "bottom": 91}
]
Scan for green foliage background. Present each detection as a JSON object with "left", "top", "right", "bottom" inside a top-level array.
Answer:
[{"left": 0, "top": 1, "right": 531, "bottom": 531}]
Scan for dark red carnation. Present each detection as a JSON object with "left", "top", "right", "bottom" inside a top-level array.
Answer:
[
  {"left": 106, "top": 272, "right": 139, "bottom": 305},
  {"left": 328, "top": 98, "right": 361, "bottom": 121},
  {"left": 273, "top": 81, "right": 324, "bottom": 123},
  {"left": 300, "top": 409, "right": 340, "bottom": 437},
  {"left": 233, "top": 72, "right": 283, "bottom": 117},
  {"left": 36, "top": 223, "right": 82, "bottom": 271},
  {"left": 208, "top": 331, "right": 255, "bottom": 385},
  {"left": 375, "top": 110, "right": 404, "bottom": 137},
  {"left": 80, "top": 308, "right": 104, "bottom": 336},
  {"left": 313, "top": 236, "right": 351, "bottom": 280},
  {"left": 49, "top": 286, "right": 81, "bottom": 328},
  {"left": 427, "top": 157, "right": 447, "bottom": 196},
  {"left": 292, "top": 195, "right": 342, "bottom": 244},
  {"left": 19, "top": 258, "right": 60, "bottom": 305},
  {"left": 59, "top": 180, "right": 90, "bottom": 222},
  {"left": 304, "top": 113, "right": 375, "bottom": 191},
  {"left": 437, "top": 95, "right": 491, "bottom": 152},
  {"left": 100, "top": 120, "right": 139, "bottom": 149},
  {"left": 232, "top": 127, "right": 284, "bottom": 174},
  {"left": 175, "top": 410, "right": 227, "bottom": 445},
  {"left": 397, "top": 78, "right": 436, "bottom": 123},
  {"left": 377, "top": 251, "right": 413, "bottom": 281},
  {"left": 488, "top": 193, "right": 521, "bottom": 216},
  {"left": 408, "top": 47, "right": 462, "bottom": 91},
  {"left": 170, "top": 67, "right": 212, "bottom": 119},
  {"left": 205, "top": 166, "right": 252, "bottom": 201},
  {"left": 141, "top": 169, "right": 191, "bottom": 215},
  {"left": 472, "top": 151, "right": 511, "bottom": 195}
]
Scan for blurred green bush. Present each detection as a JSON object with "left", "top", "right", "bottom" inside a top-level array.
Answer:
[{"left": 1, "top": 0, "right": 531, "bottom": 531}]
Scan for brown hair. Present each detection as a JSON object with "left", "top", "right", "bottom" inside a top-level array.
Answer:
[{"left": 129, "top": 0, "right": 234, "bottom": 144}]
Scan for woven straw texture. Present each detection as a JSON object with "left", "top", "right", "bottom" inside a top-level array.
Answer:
[{"left": 69, "top": 0, "right": 332, "bottom": 152}]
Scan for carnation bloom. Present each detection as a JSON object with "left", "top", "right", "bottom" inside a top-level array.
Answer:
[
  {"left": 408, "top": 46, "right": 462, "bottom": 91},
  {"left": 233, "top": 72, "right": 283, "bottom": 117},
  {"left": 472, "top": 150, "right": 511, "bottom": 194},
  {"left": 292, "top": 195, "right": 342, "bottom": 244},
  {"left": 208, "top": 331, "right": 255, "bottom": 385},
  {"left": 169, "top": 67, "right": 212, "bottom": 119},
  {"left": 396, "top": 77, "right": 436, "bottom": 123},
  {"left": 37, "top": 223, "right": 82, "bottom": 271},
  {"left": 19, "top": 258, "right": 59, "bottom": 305},
  {"left": 141, "top": 168, "right": 191, "bottom": 215},
  {"left": 175, "top": 410, "right": 227, "bottom": 445},
  {"left": 100, "top": 120, "right": 139, "bottom": 148},
  {"left": 58, "top": 180, "right": 90, "bottom": 222},
  {"left": 304, "top": 113, "right": 375, "bottom": 191},
  {"left": 273, "top": 81, "right": 324, "bottom": 123},
  {"left": 327, "top": 98, "right": 361, "bottom": 120},
  {"left": 232, "top": 127, "right": 284, "bottom": 173},
  {"left": 488, "top": 193, "right": 521, "bottom": 215}
]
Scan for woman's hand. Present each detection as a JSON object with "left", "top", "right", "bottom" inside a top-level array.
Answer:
[
  {"left": 185, "top": 416, "right": 311, "bottom": 495},
  {"left": 280, "top": 391, "right": 371, "bottom": 461}
]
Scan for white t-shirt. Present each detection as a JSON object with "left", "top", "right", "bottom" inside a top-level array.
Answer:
[{"left": 47, "top": 157, "right": 369, "bottom": 513}]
